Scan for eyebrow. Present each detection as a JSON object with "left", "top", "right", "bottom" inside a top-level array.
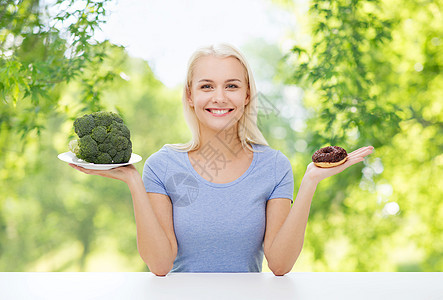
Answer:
[{"left": 198, "top": 79, "right": 242, "bottom": 83}]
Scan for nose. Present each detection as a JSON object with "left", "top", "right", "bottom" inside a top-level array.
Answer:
[{"left": 213, "top": 87, "right": 227, "bottom": 103}]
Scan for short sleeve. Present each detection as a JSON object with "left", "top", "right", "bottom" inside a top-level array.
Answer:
[
  {"left": 142, "top": 146, "right": 169, "bottom": 195},
  {"left": 268, "top": 151, "right": 294, "bottom": 203}
]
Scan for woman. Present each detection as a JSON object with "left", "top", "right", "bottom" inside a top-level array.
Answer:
[{"left": 70, "top": 43, "right": 374, "bottom": 276}]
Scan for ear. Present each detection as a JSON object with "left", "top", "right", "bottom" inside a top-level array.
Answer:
[
  {"left": 245, "top": 91, "right": 250, "bottom": 106},
  {"left": 186, "top": 87, "right": 194, "bottom": 107}
]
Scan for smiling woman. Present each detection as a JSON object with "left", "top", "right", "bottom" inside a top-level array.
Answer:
[{"left": 69, "top": 43, "right": 374, "bottom": 276}]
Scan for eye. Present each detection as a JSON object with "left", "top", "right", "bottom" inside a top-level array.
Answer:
[
  {"left": 226, "top": 84, "right": 238, "bottom": 89},
  {"left": 201, "top": 84, "right": 212, "bottom": 89}
]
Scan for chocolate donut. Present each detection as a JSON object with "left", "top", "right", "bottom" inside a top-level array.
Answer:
[{"left": 312, "top": 146, "right": 348, "bottom": 168}]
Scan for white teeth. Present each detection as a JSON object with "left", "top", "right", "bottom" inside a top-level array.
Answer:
[{"left": 209, "top": 109, "right": 230, "bottom": 115}]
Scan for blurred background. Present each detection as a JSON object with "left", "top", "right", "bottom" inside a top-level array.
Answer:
[{"left": 0, "top": 0, "right": 442, "bottom": 272}]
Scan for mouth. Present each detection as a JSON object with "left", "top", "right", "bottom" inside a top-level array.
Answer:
[{"left": 205, "top": 108, "right": 234, "bottom": 117}]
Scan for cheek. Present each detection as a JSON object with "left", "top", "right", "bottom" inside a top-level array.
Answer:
[
  {"left": 190, "top": 91, "right": 206, "bottom": 107},
  {"left": 234, "top": 90, "right": 249, "bottom": 106},
  {"left": 237, "top": 104, "right": 247, "bottom": 117}
]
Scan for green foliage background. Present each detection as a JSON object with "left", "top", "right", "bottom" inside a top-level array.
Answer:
[{"left": 1, "top": 0, "right": 442, "bottom": 271}]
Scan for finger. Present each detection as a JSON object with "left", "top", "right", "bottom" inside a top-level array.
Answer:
[
  {"left": 348, "top": 146, "right": 373, "bottom": 157},
  {"left": 343, "top": 156, "right": 366, "bottom": 168},
  {"left": 348, "top": 146, "right": 374, "bottom": 159},
  {"left": 69, "top": 164, "right": 98, "bottom": 175},
  {"left": 69, "top": 163, "right": 83, "bottom": 171},
  {"left": 69, "top": 163, "right": 85, "bottom": 171}
]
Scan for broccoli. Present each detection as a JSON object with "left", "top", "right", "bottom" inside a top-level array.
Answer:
[{"left": 69, "top": 111, "right": 132, "bottom": 164}]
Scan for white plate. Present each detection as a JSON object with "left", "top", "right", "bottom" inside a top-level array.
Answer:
[{"left": 58, "top": 151, "right": 142, "bottom": 170}]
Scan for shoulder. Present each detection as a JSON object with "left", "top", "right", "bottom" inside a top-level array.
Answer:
[
  {"left": 251, "top": 143, "right": 274, "bottom": 154},
  {"left": 146, "top": 145, "right": 170, "bottom": 163},
  {"left": 144, "top": 144, "right": 182, "bottom": 170},
  {"left": 252, "top": 143, "right": 293, "bottom": 177},
  {"left": 252, "top": 143, "right": 290, "bottom": 162}
]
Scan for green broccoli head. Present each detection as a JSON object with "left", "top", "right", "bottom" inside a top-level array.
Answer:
[
  {"left": 73, "top": 114, "right": 95, "bottom": 138},
  {"left": 78, "top": 135, "right": 99, "bottom": 161},
  {"left": 71, "top": 111, "right": 132, "bottom": 164},
  {"left": 91, "top": 126, "right": 107, "bottom": 143}
]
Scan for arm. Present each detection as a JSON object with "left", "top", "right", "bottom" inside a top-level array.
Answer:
[
  {"left": 264, "top": 146, "right": 374, "bottom": 276},
  {"left": 69, "top": 164, "right": 177, "bottom": 276}
]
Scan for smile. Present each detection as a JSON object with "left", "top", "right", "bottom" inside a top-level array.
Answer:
[{"left": 205, "top": 108, "right": 234, "bottom": 117}]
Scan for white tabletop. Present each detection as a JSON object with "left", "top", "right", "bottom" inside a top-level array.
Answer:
[{"left": 0, "top": 272, "right": 442, "bottom": 300}]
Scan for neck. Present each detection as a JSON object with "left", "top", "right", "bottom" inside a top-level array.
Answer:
[{"left": 195, "top": 125, "right": 250, "bottom": 161}]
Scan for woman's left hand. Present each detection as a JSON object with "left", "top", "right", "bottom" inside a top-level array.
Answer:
[{"left": 305, "top": 146, "right": 374, "bottom": 184}]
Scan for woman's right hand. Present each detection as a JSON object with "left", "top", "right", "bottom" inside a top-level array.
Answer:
[{"left": 69, "top": 163, "right": 140, "bottom": 184}]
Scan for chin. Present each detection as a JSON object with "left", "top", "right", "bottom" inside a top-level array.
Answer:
[{"left": 203, "top": 120, "right": 237, "bottom": 134}]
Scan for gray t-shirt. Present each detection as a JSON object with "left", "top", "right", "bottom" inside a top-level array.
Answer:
[{"left": 142, "top": 143, "right": 294, "bottom": 272}]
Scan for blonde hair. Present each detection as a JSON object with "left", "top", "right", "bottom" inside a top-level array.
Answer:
[{"left": 165, "top": 43, "right": 269, "bottom": 152}]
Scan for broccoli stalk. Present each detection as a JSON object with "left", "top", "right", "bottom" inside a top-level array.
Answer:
[
  {"left": 69, "top": 139, "right": 80, "bottom": 156},
  {"left": 70, "top": 111, "right": 132, "bottom": 164}
]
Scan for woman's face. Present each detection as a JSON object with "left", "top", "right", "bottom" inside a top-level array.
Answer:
[{"left": 188, "top": 55, "right": 249, "bottom": 135}]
